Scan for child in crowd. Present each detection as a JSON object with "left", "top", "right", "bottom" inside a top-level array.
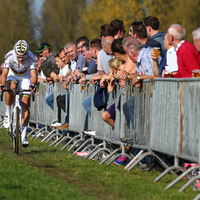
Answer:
[{"left": 100, "top": 58, "right": 121, "bottom": 128}]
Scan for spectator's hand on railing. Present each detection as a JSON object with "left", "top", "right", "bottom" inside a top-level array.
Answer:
[
  {"left": 132, "top": 74, "right": 140, "bottom": 86},
  {"left": 162, "top": 70, "right": 171, "bottom": 77},
  {"left": 81, "top": 74, "right": 85, "bottom": 78},
  {"left": 79, "top": 77, "right": 87, "bottom": 85},
  {"left": 135, "top": 82, "right": 141, "bottom": 88},
  {"left": 90, "top": 75, "right": 100, "bottom": 85},
  {"left": 119, "top": 79, "right": 125, "bottom": 88},
  {"left": 100, "top": 77, "right": 107, "bottom": 88},
  {"left": 38, "top": 77, "right": 45, "bottom": 83},
  {"left": 53, "top": 76, "right": 60, "bottom": 82},
  {"left": 62, "top": 80, "right": 69, "bottom": 89},
  {"left": 114, "top": 69, "right": 128, "bottom": 80}
]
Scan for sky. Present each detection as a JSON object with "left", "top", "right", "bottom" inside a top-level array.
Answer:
[{"left": 33, "top": 0, "right": 44, "bottom": 16}]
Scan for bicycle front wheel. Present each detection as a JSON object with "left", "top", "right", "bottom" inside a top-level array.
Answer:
[{"left": 14, "top": 107, "right": 20, "bottom": 155}]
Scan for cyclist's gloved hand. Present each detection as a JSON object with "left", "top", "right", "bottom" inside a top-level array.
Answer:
[
  {"left": 29, "top": 84, "right": 36, "bottom": 93},
  {"left": 0, "top": 85, "right": 6, "bottom": 91}
]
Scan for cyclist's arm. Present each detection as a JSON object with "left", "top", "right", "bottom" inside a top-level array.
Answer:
[
  {"left": 1, "top": 68, "right": 9, "bottom": 86},
  {"left": 30, "top": 70, "right": 37, "bottom": 85}
]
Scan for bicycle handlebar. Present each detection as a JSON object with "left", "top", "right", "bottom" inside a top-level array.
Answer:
[{"left": 0, "top": 89, "right": 35, "bottom": 102}]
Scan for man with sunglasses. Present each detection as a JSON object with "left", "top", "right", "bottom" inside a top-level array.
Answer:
[{"left": 1, "top": 40, "right": 37, "bottom": 147}]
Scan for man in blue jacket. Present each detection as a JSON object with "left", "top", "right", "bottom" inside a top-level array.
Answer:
[{"left": 143, "top": 16, "right": 166, "bottom": 56}]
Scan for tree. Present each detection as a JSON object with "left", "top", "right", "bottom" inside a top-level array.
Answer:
[
  {"left": 78, "top": 0, "right": 146, "bottom": 40},
  {"left": 0, "top": 0, "right": 36, "bottom": 60},
  {"left": 143, "top": 0, "right": 200, "bottom": 42},
  {"left": 39, "top": 0, "right": 86, "bottom": 51}
]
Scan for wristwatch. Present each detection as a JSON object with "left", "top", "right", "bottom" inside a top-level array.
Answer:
[
  {"left": 137, "top": 76, "right": 141, "bottom": 80},
  {"left": 126, "top": 73, "right": 130, "bottom": 79}
]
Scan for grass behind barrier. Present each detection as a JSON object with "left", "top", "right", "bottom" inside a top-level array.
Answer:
[{"left": 0, "top": 128, "right": 197, "bottom": 200}]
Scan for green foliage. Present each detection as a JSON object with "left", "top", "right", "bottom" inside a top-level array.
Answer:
[
  {"left": 78, "top": 0, "right": 146, "bottom": 40},
  {"left": 0, "top": 0, "right": 36, "bottom": 60},
  {"left": 143, "top": 0, "right": 200, "bottom": 42},
  {"left": 39, "top": 0, "right": 86, "bottom": 52}
]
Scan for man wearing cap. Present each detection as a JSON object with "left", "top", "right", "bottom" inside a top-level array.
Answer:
[
  {"left": 36, "top": 43, "right": 59, "bottom": 110},
  {"left": 35, "top": 42, "right": 59, "bottom": 79}
]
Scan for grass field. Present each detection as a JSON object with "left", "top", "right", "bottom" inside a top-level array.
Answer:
[{"left": 0, "top": 128, "right": 198, "bottom": 200}]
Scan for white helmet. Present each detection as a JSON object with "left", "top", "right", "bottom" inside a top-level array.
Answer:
[{"left": 14, "top": 40, "right": 29, "bottom": 56}]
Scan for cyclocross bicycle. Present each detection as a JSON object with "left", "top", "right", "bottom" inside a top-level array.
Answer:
[{"left": 1, "top": 88, "right": 34, "bottom": 154}]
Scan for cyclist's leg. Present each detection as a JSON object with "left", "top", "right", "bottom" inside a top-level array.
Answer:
[
  {"left": 18, "top": 74, "right": 31, "bottom": 146},
  {"left": 4, "top": 76, "right": 17, "bottom": 128},
  {"left": 21, "top": 95, "right": 30, "bottom": 146}
]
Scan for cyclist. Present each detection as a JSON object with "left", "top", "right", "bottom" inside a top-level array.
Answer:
[{"left": 1, "top": 40, "right": 37, "bottom": 147}]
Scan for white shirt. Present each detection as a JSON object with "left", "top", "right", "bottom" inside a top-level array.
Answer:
[
  {"left": 37, "top": 70, "right": 46, "bottom": 79},
  {"left": 59, "top": 64, "right": 70, "bottom": 76},
  {"left": 165, "top": 47, "right": 178, "bottom": 72},
  {"left": 70, "top": 60, "right": 76, "bottom": 73}
]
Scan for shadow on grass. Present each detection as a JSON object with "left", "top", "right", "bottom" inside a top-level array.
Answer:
[{"left": 25, "top": 148, "right": 58, "bottom": 155}]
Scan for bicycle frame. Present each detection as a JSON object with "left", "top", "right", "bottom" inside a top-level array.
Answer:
[
  {"left": 10, "top": 93, "right": 22, "bottom": 154},
  {"left": 1, "top": 88, "right": 34, "bottom": 154}
]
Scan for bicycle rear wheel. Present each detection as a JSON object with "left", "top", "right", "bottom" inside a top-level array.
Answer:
[{"left": 14, "top": 107, "right": 20, "bottom": 154}]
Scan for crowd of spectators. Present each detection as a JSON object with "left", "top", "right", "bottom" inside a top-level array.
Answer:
[{"left": 34, "top": 16, "right": 200, "bottom": 167}]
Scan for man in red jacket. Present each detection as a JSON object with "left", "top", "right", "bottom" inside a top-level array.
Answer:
[{"left": 167, "top": 24, "right": 200, "bottom": 78}]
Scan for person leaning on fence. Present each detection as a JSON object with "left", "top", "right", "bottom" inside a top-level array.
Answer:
[
  {"left": 81, "top": 42, "right": 96, "bottom": 74},
  {"left": 152, "top": 34, "right": 178, "bottom": 77},
  {"left": 34, "top": 54, "right": 46, "bottom": 83},
  {"left": 80, "top": 38, "right": 103, "bottom": 118},
  {"left": 64, "top": 42, "right": 88, "bottom": 81},
  {"left": 100, "top": 58, "right": 121, "bottom": 128},
  {"left": 115, "top": 37, "right": 158, "bottom": 141},
  {"left": 35, "top": 43, "right": 59, "bottom": 110},
  {"left": 166, "top": 24, "right": 200, "bottom": 78},
  {"left": 130, "top": 21, "right": 162, "bottom": 49},
  {"left": 75, "top": 36, "right": 89, "bottom": 53},
  {"left": 51, "top": 50, "right": 72, "bottom": 129},
  {"left": 192, "top": 27, "right": 200, "bottom": 53},
  {"left": 101, "top": 36, "right": 114, "bottom": 56},
  {"left": 143, "top": 16, "right": 166, "bottom": 56},
  {"left": 110, "top": 19, "right": 126, "bottom": 40}
]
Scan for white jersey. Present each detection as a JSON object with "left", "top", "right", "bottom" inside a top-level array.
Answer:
[{"left": 4, "top": 49, "right": 36, "bottom": 75}]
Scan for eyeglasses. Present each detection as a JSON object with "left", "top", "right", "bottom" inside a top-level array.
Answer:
[
  {"left": 81, "top": 49, "right": 89, "bottom": 54},
  {"left": 17, "top": 55, "right": 27, "bottom": 60}
]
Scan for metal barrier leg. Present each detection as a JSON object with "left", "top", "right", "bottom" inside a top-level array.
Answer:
[
  {"left": 154, "top": 166, "right": 185, "bottom": 182},
  {"left": 49, "top": 133, "right": 64, "bottom": 147},
  {"left": 124, "top": 150, "right": 144, "bottom": 170},
  {"left": 30, "top": 127, "right": 46, "bottom": 139},
  {"left": 99, "top": 149, "right": 119, "bottom": 165},
  {"left": 27, "top": 127, "right": 37, "bottom": 137},
  {"left": 81, "top": 144, "right": 97, "bottom": 153},
  {"left": 46, "top": 132, "right": 62, "bottom": 143},
  {"left": 88, "top": 148, "right": 112, "bottom": 160},
  {"left": 60, "top": 134, "right": 81, "bottom": 151},
  {"left": 55, "top": 135, "right": 72, "bottom": 147},
  {"left": 41, "top": 129, "right": 57, "bottom": 142},
  {"left": 178, "top": 175, "right": 200, "bottom": 192},
  {"left": 127, "top": 151, "right": 154, "bottom": 171},
  {"left": 84, "top": 142, "right": 104, "bottom": 159},
  {"left": 193, "top": 193, "right": 200, "bottom": 200},
  {"left": 107, "top": 153, "right": 133, "bottom": 166},
  {"left": 73, "top": 138, "right": 94, "bottom": 154},
  {"left": 165, "top": 166, "right": 199, "bottom": 190},
  {"left": 35, "top": 127, "right": 49, "bottom": 139},
  {"left": 68, "top": 138, "right": 85, "bottom": 151}
]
